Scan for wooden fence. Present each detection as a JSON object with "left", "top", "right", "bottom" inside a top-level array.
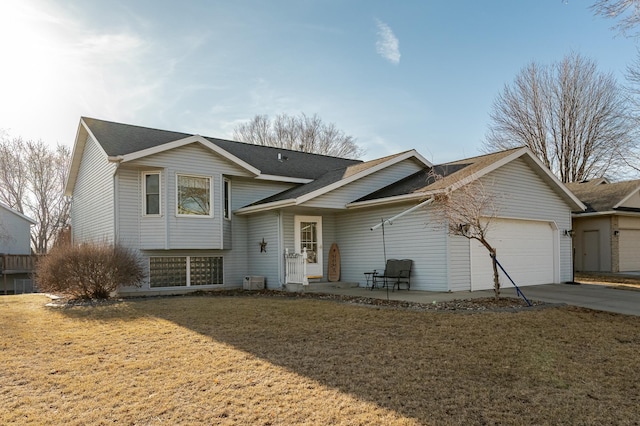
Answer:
[{"left": 1, "top": 254, "right": 38, "bottom": 274}]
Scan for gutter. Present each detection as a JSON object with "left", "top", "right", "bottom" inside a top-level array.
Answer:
[{"left": 234, "top": 199, "right": 296, "bottom": 216}]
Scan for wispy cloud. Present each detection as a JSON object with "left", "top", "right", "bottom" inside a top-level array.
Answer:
[{"left": 375, "top": 19, "right": 400, "bottom": 64}]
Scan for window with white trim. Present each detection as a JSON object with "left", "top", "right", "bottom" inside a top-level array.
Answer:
[
  {"left": 177, "top": 174, "right": 211, "bottom": 216},
  {"left": 223, "top": 178, "right": 231, "bottom": 220},
  {"left": 143, "top": 172, "right": 161, "bottom": 215},
  {"left": 149, "top": 256, "right": 223, "bottom": 288}
]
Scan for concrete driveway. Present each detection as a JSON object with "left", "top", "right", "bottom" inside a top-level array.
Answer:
[
  {"left": 497, "top": 283, "right": 640, "bottom": 316},
  {"left": 310, "top": 283, "right": 640, "bottom": 316}
]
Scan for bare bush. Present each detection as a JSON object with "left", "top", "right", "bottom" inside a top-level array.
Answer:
[{"left": 36, "top": 242, "right": 145, "bottom": 299}]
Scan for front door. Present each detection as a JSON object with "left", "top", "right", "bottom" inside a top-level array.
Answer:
[{"left": 294, "top": 215, "right": 323, "bottom": 278}]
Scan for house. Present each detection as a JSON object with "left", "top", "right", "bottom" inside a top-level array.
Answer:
[
  {"left": 0, "top": 202, "right": 36, "bottom": 294},
  {"left": 65, "top": 117, "right": 584, "bottom": 295},
  {"left": 566, "top": 178, "right": 640, "bottom": 273}
]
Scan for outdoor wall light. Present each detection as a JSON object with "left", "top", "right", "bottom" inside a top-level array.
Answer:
[
  {"left": 563, "top": 229, "right": 575, "bottom": 237},
  {"left": 614, "top": 230, "right": 620, "bottom": 236}
]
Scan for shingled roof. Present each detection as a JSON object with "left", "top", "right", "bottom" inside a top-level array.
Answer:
[
  {"left": 354, "top": 148, "right": 522, "bottom": 202},
  {"left": 81, "top": 117, "right": 361, "bottom": 180},
  {"left": 245, "top": 152, "right": 414, "bottom": 207},
  {"left": 565, "top": 179, "right": 640, "bottom": 213}
]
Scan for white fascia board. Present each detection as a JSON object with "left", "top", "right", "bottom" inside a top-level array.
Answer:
[
  {"left": 0, "top": 202, "right": 37, "bottom": 224},
  {"left": 64, "top": 118, "right": 109, "bottom": 196},
  {"left": 118, "top": 135, "right": 261, "bottom": 176},
  {"left": 255, "top": 174, "right": 313, "bottom": 184},
  {"left": 234, "top": 199, "right": 296, "bottom": 215},
  {"left": 410, "top": 149, "right": 433, "bottom": 168},
  {"left": 573, "top": 210, "right": 640, "bottom": 218},
  {"left": 296, "top": 150, "right": 427, "bottom": 205},
  {"left": 613, "top": 185, "right": 640, "bottom": 209}
]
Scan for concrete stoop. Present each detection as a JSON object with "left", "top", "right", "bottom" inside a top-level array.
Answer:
[{"left": 284, "top": 281, "right": 360, "bottom": 293}]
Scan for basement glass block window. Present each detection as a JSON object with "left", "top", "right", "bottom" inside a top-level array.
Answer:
[
  {"left": 149, "top": 256, "right": 223, "bottom": 287},
  {"left": 190, "top": 257, "right": 223, "bottom": 285},
  {"left": 149, "top": 257, "right": 187, "bottom": 287}
]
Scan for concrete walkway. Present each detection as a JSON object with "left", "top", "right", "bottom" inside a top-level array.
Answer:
[{"left": 308, "top": 283, "right": 640, "bottom": 316}]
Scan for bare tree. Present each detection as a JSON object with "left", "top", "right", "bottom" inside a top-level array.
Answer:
[
  {"left": 485, "top": 53, "right": 634, "bottom": 183},
  {"left": 0, "top": 136, "right": 71, "bottom": 254},
  {"left": 433, "top": 177, "right": 503, "bottom": 298},
  {"left": 591, "top": 0, "right": 640, "bottom": 37},
  {"left": 233, "top": 113, "right": 364, "bottom": 159},
  {"left": 619, "top": 51, "right": 640, "bottom": 175}
]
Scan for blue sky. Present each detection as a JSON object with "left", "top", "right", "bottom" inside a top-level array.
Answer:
[{"left": 0, "top": 0, "right": 636, "bottom": 163}]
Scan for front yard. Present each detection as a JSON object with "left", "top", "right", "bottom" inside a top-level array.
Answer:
[{"left": 1, "top": 294, "right": 639, "bottom": 425}]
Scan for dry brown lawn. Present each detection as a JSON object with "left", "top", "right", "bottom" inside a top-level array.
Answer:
[{"left": 1, "top": 294, "right": 639, "bottom": 425}]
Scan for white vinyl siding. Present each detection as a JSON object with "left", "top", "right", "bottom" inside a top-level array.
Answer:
[
  {"left": 231, "top": 177, "right": 295, "bottom": 209},
  {"left": 247, "top": 212, "right": 280, "bottom": 288},
  {"left": 0, "top": 207, "right": 33, "bottom": 255},
  {"left": 334, "top": 203, "right": 448, "bottom": 291},
  {"left": 71, "top": 134, "right": 116, "bottom": 244},
  {"left": 117, "top": 143, "right": 252, "bottom": 250},
  {"left": 448, "top": 235, "right": 470, "bottom": 292}
]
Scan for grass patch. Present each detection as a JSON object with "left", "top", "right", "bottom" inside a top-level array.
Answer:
[{"left": 1, "top": 294, "right": 639, "bottom": 425}]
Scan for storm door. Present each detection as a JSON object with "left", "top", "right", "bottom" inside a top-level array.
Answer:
[{"left": 294, "top": 215, "right": 323, "bottom": 278}]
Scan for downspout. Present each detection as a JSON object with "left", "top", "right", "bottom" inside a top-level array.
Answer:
[
  {"left": 112, "top": 162, "right": 121, "bottom": 245},
  {"left": 277, "top": 210, "right": 284, "bottom": 288},
  {"left": 165, "top": 170, "right": 169, "bottom": 250}
]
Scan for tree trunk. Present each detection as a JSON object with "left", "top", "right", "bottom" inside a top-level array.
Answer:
[{"left": 491, "top": 248, "right": 500, "bottom": 299}]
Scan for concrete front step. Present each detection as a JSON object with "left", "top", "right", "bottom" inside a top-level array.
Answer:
[{"left": 284, "top": 281, "right": 360, "bottom": 293}]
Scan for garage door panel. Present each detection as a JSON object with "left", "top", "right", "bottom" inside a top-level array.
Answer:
[
  {"left": 471, "top": 219, "right": 555, "bottom": 291},
  {"left": 619, "top": 229, "right": 640, "bottom": 271}
]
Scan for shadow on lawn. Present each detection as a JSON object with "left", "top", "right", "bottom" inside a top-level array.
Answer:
[
  {"left": 54, "top": 293, "right": 640, "bottom": 424},
  {"left": 132, "top": 295, "right": 568, "bottom": 424}
]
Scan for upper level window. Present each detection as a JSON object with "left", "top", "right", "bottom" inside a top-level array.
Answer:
[
  {"left": 177, "top": 174, "right": 211, "bottom": 216},
  {"left": 144, "top": 172, "right": 161, "bottom": 215},
  {"left": 223, "top": 178, "right": 231, "bottom": 220}
]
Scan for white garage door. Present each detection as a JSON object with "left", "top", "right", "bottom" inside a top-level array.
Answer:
[
  {"left": 471, "top": 219, "right": 555, "bottom": 291},
  {"left": 619, "top": 229, "right": 640, "bottom": 271}
]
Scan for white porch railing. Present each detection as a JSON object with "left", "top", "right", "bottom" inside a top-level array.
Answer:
[{"left": 284, "top": 248, "right": 308, "bottom": 285}]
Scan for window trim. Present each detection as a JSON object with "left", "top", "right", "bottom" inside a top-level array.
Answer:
[
  {"left": 175, "top": 173, "right": 213, "bottom": 218},
  {"left": 142, "top": 171, "right": 162, "bottom": 217},
  {"left": 223, "top": 177, "right": 231, "bottom": 220}
]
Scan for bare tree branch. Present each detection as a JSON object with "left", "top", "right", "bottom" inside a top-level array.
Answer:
[
  {"left": 233, "top": 112, "right": 364, "bottom": 159},
  {"left": 591, "top": 0, "right": 640, "bottom": 37},
  {"left": 485, "top": 53, "right": 634, "bottom": 182},
  {"left": 0, "top": 136, "right": 70, "bottom": 253}
]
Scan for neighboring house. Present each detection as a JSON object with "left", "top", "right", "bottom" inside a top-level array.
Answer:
[
  {"left": 65, "top": 117, "right": 584, "bottom": 295},
  {"left": 0, "top": 202, "right": 36, "bottom": 294},
  {"left": 566, "top": 178, "right": 640, "bottom": 273}
]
